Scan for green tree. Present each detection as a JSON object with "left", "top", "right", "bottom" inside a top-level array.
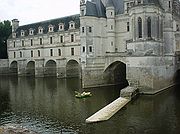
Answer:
[{"left": 0, "top": 20, "right": 11, "bottom": 59}]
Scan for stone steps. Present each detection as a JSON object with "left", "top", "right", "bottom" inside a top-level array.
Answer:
[
  {"left": 86, "top": 86, "right": 139, "bottom": 123},
  {"left": 86, "top": 97, "right": 130, "bottom": 123}
]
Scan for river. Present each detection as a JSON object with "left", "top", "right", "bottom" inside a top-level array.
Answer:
[{"left": 0, "top": 76, "right": 180, "bottom": 134}]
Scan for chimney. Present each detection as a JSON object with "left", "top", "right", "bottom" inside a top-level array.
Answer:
[{"left": 12, "top": 19, "right": 19, "bottom": 33}]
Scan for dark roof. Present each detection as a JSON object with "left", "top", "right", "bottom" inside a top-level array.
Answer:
[
  {"left": 86, "top": 0, "right": 106, "bottom": 18},
  {"left": 143, "top": 0, "right": 162, "bottom": 8},
  {"left": 111, "top": 0, "right": 124, "bottom": 14},
  {"left": 86, "top": 0, "right": 162, "bottom": 17},
  {"left": 106, "top": 0, "right": 114, "bottom": 7},
  {"left": 105, "top": 0, "right": 124, "bottom": 14},
  {"left": 86, "top": 0, "right": 124, "bottom": 16},
  {"left": 11, "top": 14, "right": 80, "bottom": 38},
  {"left": 86, "top": 1, "right": 99, "bottom": 17}
]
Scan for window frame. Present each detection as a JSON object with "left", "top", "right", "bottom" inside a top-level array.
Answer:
[
  {"left": 38, "top": 27, "right": 43, "bottom": 34},
  {"left": 50, "top": 37, "right": 53, "bottom": 44},
  {"left": 29, "top": 29, "right": 34, "bottom": 35},
  {"left": 89, "top": 46, "right": 93, "bottom": 53},
  {"left": 147, "top": 17, "right": 151, "bottom": 38},
  {"left": 48, "top": 25, "right": 54, "bottom": 32},
  {"left": 89, "top": 27, "right": 92, "bottom": 33},
  {"left": 71, "top": 48, "right": 74, "bottom": 56},
  {"left": 82, "top": 46, "right": 85, "bottom": 52},
  {"left": 71, "top": 34, "right": 74, "bottom": 42},
  {"left": 30, "top": 39, "right": 33, "bottom": 46},
  {"left": 21, "top": 30, "right": 25, "bottom": 36},
  {"left": 60, "top": 35, "right": 64, "bottom": 43},
  {"left": 20, "top": 51, "right": 22, "bottom": 58},
  {"left": 38, "top": 50, "right": 40, "bottom": 57},
  {"left": 22, "top": 40, "right": 25, "bottom": 47},
  {"left": 58, "top": 23, "right": 64, "bottom": 31},
  {"left": 127, "top": 22, "right": 130, "bottom": 32},
  {"left": 40, "top": 38, "right": 43, "bottom": 45},
  {"left": 138, "top": 17, "right": 142, "bottom": 38},
  {"left": 31, "top": 50, "right": 33, "bottom": 57},
  {"left": 50, "top": 49, "right": 53, "bottom": 56},
  {"left": 82, "top": 27, "right": 85, "bottom": 33},
  {"left": 14, "top": 52, "right": 16, "bottom": 58},
  {"left": 58, "top": 49, "right": 61, "bottom": 56},
  {"left": 13, "top": 41, "right": 16, "bottom": 47}
]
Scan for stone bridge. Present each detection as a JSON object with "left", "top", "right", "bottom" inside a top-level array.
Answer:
[
  {"left": 7, "top": 54, "right": 178, "bottom": 94},
  {"left": 81, "top": 54, "right": 177, "bottom": 94},
  {"left": 9, "top": 57, "right": 81, "bottom": 78}
]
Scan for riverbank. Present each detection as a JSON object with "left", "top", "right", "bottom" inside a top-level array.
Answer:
[{"left": 0, "top": 124, "right": 38, "bottom": 134}]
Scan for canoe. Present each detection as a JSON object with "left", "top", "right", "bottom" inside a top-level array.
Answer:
[{"left": 75, "top": 91, "right": 92, "bottom": 98}]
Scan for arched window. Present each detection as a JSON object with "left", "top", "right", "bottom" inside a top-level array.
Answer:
[
  {"left": 31, "top": 51, "right": 33, "bottom": 57},
  {"left": 20, "top": 51, "right": 22, "bottom": 58},
  {"left": 14, "top": 52, "right": 16, "bottom": 58},
  {"left": 38, "top": 50, "right": 40, "bottom": 57},
  {"left": 58, "top": 49, "right": 61, "bottom": 56},
  {"left": 138, "top": 17, "right": 142, "bottom": 38},
  {"left": 147, "top": 17, "right": 151, "bottom": 38}
]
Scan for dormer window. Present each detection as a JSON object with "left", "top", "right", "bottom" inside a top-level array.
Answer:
[
  {"left": 21, "top": 30, "right": 25, "bottom": 36},
  {"left": 38, "top": 27, "right": 43, "bottom": 34},
  {"left": 81, "top": 9, "right": 85, "bottom": 16},
  {"left": 29, "top": 28, "right": 34, "bottom": 35},
  {"left": 12, "top": 33, "right": 16, "bottom": 38},
  {"left": 48, "top": 25, "right": 54, "bottom": 32},
  {"left": 58, "top": 23, "right": 64, "bottom": 31},
  {"left": 69, "top": 21, "right": 75, "bottom": 29},
  {"left": 137, "top": 0, "right": 141, "bottom": 5}
]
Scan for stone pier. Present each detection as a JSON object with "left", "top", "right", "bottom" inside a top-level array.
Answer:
[{"left": 86, "top": 86, "right": 138, "bottom": 123}]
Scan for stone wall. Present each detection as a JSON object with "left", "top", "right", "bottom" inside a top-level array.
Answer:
[
  {"left": 0, "top": 59, "right": 9, "bottom": 75},
  {"left": 82, "top": 56, "right": 177, "bottom": 94}
]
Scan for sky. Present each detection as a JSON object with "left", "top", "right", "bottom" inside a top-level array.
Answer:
[{"left": 0, "top": 0, "right": 80, "bottom": 26}]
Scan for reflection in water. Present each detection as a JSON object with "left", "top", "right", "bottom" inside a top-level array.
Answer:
[{"left": 0, "top": 77, "right": 180, "bottom": 134}]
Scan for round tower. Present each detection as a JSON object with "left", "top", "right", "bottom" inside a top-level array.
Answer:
[{"left": 106, "top": 0, "right": 115, "bottom": 52}]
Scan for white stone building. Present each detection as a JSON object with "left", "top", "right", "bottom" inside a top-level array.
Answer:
[
  {"left": 8, "top": 15, "right": 81, "bottom": 78},
  {"left": 7, "top": 0, "right": 180, "bottom": 93}
]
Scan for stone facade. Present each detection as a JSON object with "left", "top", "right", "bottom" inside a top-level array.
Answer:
[
  {"left": 7, "top": 15, "right": 81, "bottom": 78},
  {"left": 80, "top": 0, "right": 180, "bottom": 93},
  {"left": 7, "top": 0, "right": 180, "bottom": 94}
]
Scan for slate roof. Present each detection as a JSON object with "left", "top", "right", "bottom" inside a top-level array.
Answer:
[
  {"left": 85, "top": 0, "right": 106, "bottom": 18},
  {"left": 86, "top": 0, "right": 162, "bottom": 17},
  {"left": 143, "top": 0, "right": 162, "bottom": 8},
  {"left": 107, "top": 0, "right": 124, "bottom": 14},
  {"left": 11, "top": 14, "right": 80, "bottom": 38}
]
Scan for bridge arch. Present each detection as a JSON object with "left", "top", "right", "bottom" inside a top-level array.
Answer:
[
  {"left": 26, "top": 61, "right": 35, "bottom": 76},
  {"left": 104, "top": 61, "right": 128, "bottom": 86},
  {"left": 174, "top": 69, "right": 180, "bottom": 85},
  {"left": 10, "top": 61, "right": 18, "bottom": 75},
  {"left": 44, "top": 60, "right": 57, "bottom": 77},
  {"left": 66, "top": 59, "right": 80, "bottom": 78}
]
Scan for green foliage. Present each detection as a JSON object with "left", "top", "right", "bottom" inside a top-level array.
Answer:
[{"left": 0, "top": 20, "right": 11, "bottom": 59}]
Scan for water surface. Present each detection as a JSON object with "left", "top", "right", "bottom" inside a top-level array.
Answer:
[{"left": 0, "top": 76, "right": 180, "bottom": 134}]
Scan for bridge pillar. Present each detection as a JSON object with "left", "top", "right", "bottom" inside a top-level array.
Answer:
[
  {"left": 126, "top": 56, "right": 175, "bottom": 94},
  {"left": 81, "top": 62, "right": 111, "bottom": 88},
  {"left": 17, "top": 59, "right": 26, "bottom": 76},
  {"left": 35, "top": 59, "right": 44, "bottom": 77},
  {"left": 56, "top": 58, "right": 67, "bottom": 78}
]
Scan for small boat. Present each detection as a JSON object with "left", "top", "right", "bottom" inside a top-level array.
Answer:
[{"left": 75, "top": 91, "right": 92, "bottom": 98}]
